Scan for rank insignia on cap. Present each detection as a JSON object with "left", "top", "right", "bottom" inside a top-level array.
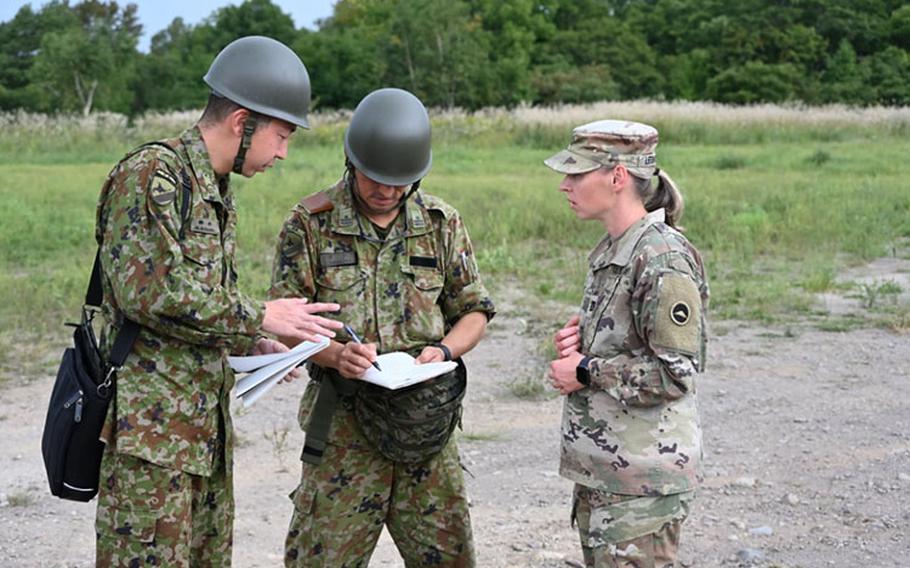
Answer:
[{"left": 670, "top": 301, "right": 691, "bottom": 326}]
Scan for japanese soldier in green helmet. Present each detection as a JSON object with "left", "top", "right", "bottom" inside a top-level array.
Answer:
[
  {"left": 270, "top": 87, "right": 495, "bottom": 567},
  {"left": 93, "top": 36, "right": 342, "bottom": 566}
]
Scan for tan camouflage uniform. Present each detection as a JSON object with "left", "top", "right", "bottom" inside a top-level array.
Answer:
[
  {"left": 94, "top": 125, "right": 264, "bottom": 566},
  {"left": 547, "top": 121, "right": 709, "bottom": 567},
  {"left": 566, "top": 209, "right": 708, "bottom": 567},
  {"left": 270, "top": 179, "right": 495, "bottom": 567}
]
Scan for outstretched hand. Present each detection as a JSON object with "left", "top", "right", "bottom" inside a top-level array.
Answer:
[{"left": 263, "top": 298, "right": 343, "bottom": 344}]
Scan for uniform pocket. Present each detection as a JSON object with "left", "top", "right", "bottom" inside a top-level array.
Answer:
[
  {"left": 583, "top": 265, "right": 630, "bottom": 351},
  {"left": 289, "top": 476, "right": 318, "bottom": 516},
  {"left": 399, "top": 264, "right": 446, "bottom": 343},
  {"left": 314, "top": 266, "right": 365, "bottom": 311},
  {"left": 95, "top": 506, "right": 158, "bottom": 544}
]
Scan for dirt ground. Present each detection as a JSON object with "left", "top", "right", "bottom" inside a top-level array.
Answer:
[{"left": 1, "top": 252, "right": 908, "bottom": 568}]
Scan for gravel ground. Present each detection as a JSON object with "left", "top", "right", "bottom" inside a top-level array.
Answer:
[{"left": 1, "top": 253, "right": 908, "bottom": 568}]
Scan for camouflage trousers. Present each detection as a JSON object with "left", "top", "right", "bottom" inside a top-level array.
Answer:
[
  {"left": 285, "top": 436, "right": 474, "bottom": 567},
  {"left": 572, "top": 485, "right": 693, "bottom": 568},
  {"left": 95, "top": 449, "right": 233, "bottom": 567}
]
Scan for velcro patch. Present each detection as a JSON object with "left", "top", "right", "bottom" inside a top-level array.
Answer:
[
  {"left": 651, "top": 273, "right": 701, "bottom": 355},
  {"left": 320, "top": 251, "right": 357, "bottom": 268},
  {"left": 190, "top": 216, "right": 219, "bottom": 235},
  {"left": 149, "top": 173, "right": 178, "bottom": 206},
  {"left": 409, "top": 256, "right": 437, "bottom": 268}
]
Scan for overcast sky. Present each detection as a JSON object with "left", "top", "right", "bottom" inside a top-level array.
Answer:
[{"left": 0, "top": 0, "right": 337, "bottom": 52}]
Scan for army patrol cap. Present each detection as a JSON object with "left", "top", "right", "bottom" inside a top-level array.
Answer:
[
  {"left": 204, "top": 35, "right": 311, "bottom": 128},
  {"left": 544, "top": 119, "right": 659, "bottom": 178},
  {"left": 344, "top": 88, "right": 432, "bottom": 186}
]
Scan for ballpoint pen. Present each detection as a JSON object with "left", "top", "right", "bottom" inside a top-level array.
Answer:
[{"left": 343, "top": 323, "right": 382, "bottom": 371}]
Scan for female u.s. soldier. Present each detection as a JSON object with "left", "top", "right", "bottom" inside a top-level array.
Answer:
[{"left": 545, "top": 120, "right": 709, "bottom": 567}]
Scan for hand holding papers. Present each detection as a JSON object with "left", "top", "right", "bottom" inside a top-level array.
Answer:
[
  {"left": 361, "top": 352, "right": 457, "bottom": 390},
  {"left": 229, "top": 337, "right": 329, "bottom": 407}
]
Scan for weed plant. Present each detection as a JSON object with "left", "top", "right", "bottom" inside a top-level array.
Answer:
[{"left": 2, "top": 102, "right": 909, "bottom": 358}]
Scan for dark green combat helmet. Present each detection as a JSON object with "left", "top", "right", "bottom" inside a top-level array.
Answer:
[
  {"left": 344, "top": 88, "right": 432, "bottom": 186},
  {"left": 204, "top": 35, "right": 311, "bottom": 128}
]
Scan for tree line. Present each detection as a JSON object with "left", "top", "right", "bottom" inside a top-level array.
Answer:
[{"left": 2, "top": 0, "right": 910, "bottom": 116}]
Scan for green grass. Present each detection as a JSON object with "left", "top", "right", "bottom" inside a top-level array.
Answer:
[{"left": 2, "top": 116, "right": 909, "bottom": 366}]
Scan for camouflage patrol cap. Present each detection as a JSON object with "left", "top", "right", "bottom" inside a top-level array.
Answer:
[{"left": 544, "top": 119, "right": 659, "bottom": 178}]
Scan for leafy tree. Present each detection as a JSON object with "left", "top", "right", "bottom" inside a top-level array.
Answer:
[
  {"left": 705, "top": 61, "right": 802, "bottom": 104},
  {"left": 821, "top": 40, "right": 869, "bottom": 104},
  {"left": 889, "top": 4, "right": 910, "bottom": 51},
  {"left": 864, "top": 45, "right": 910, "bottom": 105},
  {"left": 27, "top": 1, "right": 140, "bottom": 115},
  {"left": 0, "top": 1, "right": 78, "bottom": 110}
]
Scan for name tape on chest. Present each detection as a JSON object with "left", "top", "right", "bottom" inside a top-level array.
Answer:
[{"left": 320, "top": 251, "right": 358, "bottom": 268}]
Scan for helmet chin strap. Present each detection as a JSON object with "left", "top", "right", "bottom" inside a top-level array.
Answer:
[
  {"left": 232, "top": 116, "right": 257, "bottom": 175},
  {"left": 398, "top": 179, "right": 421, "bottom": 207}
]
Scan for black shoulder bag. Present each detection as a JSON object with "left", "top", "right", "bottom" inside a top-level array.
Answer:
[
  {"left": 41, "top": 141, "right": 192, "bottom": 502},
  {"left": 41, "top": 250, "right": 139, "bottom": 502}
]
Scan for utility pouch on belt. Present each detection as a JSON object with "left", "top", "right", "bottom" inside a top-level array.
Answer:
[
  {"left": 356, "top": 359, "right": 466, "bottom": 464},
  {"left": 303, "top": 359, "right": 467, "bottom": 465}
]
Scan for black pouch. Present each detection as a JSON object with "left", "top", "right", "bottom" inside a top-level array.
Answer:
[
  {"left": 40, "top": 251, "right": 138, "bottom": 502},
  {"left": 354, "top": 359, "right": 467, "bottom": 464},
  {"left": 41, "top": 310, "right": 113, "bottom": 501}
]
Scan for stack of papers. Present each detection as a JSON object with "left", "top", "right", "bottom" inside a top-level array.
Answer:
[
  {"left": 362, "top": 352, "right": 457, "bottom": 390},
  {"left": 229, "top": 337, "right": 329, "bottom": 407}
]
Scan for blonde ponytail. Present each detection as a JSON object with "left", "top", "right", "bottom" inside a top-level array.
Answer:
[{"left": 637, "top": 168, "right": 685, "bottom": 229}]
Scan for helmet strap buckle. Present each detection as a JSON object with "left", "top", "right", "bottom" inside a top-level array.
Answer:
[{"left": 232, "top": 116, "right": 257, "bottom": 175}]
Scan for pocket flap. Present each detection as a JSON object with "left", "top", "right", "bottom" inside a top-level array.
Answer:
[
  {"left": 316, "top": 266, "right": 364, "bottom": 291},
  {"left": 401, "top": 264, "right": 444, "bottom": 290},
  {"left": 95, "top": 506, "right": 158, "bottom": 543}
]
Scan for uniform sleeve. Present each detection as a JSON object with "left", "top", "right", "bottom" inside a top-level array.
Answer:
[
  {"left": 588, "top": 252, "right": 707, "bottom": 407},
  {"left": 268, "top": 209, "right": 317, "bottom": 300},
  {"left": 440, "top": 211, "right": 496, "bottom": 324},
  {"left": 99, "top": 157, "right": 264, "bottom": 351}
]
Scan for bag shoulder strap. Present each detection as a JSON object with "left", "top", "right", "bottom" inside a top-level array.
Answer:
[
  {"left": 84, "top": 249, "right": 140, "bottom": 367},
  {"left": 88, "top": 139, "right": 193, "bottom": 365}
]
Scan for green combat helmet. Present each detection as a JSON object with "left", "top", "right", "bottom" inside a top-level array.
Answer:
[
  {"left": 204, "top": 35, "right": 311, "bottom": 173},
  {"left": 344, "top": 88, "right": 432, "bottom": 186}
]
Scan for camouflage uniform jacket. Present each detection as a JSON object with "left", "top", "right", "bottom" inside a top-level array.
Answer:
[
  {"left": 560, "top": 209, "right": 709, "bottom": 496},
  {"left": 270, "top": 179, "right": 495, "bottom": 442},
  {"left": 95, "top": 126, "right": 264, "bottom": 476}
]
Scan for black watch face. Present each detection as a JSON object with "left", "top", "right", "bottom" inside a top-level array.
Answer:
[{"left": 576, "top": 363, "right": 590, "bottom": 386}]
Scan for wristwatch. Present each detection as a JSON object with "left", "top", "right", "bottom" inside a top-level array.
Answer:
[{"left": 576, "top": 356, "right": 592, "bottom": 386}]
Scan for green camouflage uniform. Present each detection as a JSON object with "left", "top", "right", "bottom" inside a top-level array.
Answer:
[
  {"left": 563, "top": 209, "right": 708, "bottom": 567},
  {"left": 270, "top": 179, "right": 495, "bottom": 567},
  {"left": 94, "top": 125, "right": 264, "bottom": 566}
]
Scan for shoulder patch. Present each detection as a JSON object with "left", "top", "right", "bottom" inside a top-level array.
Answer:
[
  {"left": 651, "top": 272, "right": 702, "bottom": 355},
  {"left": 300, "top": 191, "right": 334, "bottom": 214},
  {"left": 148, "top": 171, "right": 178, "bottom": 206}
]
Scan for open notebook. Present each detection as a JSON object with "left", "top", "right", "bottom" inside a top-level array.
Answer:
[
  {"left": 228, "top": 337, "right": 329, "bottom": 407},
  {"left": 362, "top": 352, "right": 457, "bottom": 390}
]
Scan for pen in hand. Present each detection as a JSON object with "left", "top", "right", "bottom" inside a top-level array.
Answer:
[{"left": 343, "top": 324, "right": 382, "bottom": 372}]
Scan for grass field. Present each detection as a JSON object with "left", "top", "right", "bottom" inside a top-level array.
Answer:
[{"left": 2, "top": 102, "right": 909, "bottom": 365}]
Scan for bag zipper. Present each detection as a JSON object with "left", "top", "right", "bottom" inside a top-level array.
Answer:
[{"left": 64, "top": 390, "right": 84, "bottom": 423}]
